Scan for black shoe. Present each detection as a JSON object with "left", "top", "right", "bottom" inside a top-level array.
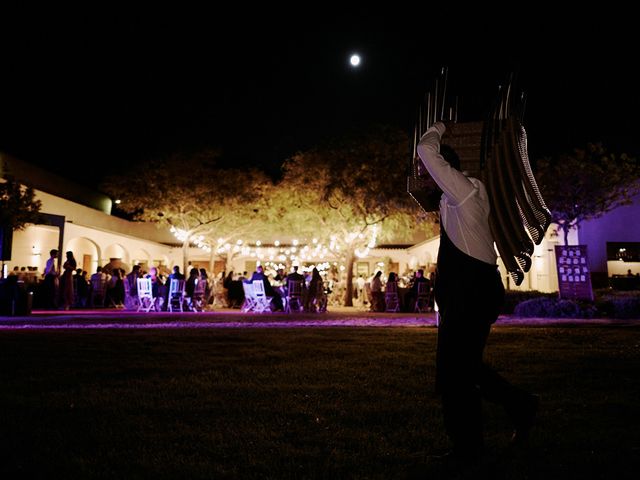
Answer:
[{"left": 510, "top": 394, "right": 539, "bottom": 446}]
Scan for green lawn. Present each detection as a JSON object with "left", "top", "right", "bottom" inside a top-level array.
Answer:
[{"left": 0, "top": 326, "right": 639, "bottom": 479}]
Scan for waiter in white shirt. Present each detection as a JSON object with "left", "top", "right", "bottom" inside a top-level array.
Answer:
[
  {"left": 43, "top": 248, "right": 59, "bottom": 309},
  {"left": 418, "top": 121, "right": 538, "bottom": 466}
]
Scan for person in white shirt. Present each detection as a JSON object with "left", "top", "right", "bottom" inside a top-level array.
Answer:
[
  {"left": 418, "top": 121, "right": 538, "bottom": 466},
  {"left": 42, "top": 249, "right": 59, "bottom": 308}
]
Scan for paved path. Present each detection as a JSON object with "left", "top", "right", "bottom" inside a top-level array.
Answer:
[{"left": 1, "top": 307, "right": 637, "bottom": 330}]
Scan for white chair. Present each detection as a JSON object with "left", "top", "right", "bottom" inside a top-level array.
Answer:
[
  {"left": 385, "top": 281, "right": 401, "bottom": 312},
  {"left": 137, "top": 277, "right": 157, "bottom": 312},
  {"left": 241, "top": 282, "right": 256, "bottom": 312},
  {"left": 285, "top": 280, "right": 304, "bottom": 313},
  {"left": 168, "top": 279, "right": 186, "bottom": 312},
  {"left": 252, "top": 280, "right": 272, "bottom": 313}
]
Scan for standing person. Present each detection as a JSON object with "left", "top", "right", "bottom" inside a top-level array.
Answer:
[
  {"left": 74, "top": 268, "right": 89, "bottom": 307},
  {"left": 305, "top": 267, "right": 323, "bottom": 312},
  {"left": 356, "top": 274, "right": 366, "bottom": 307},
  {"left": 42, "top": 249, "right": 59, "bottom": 309},
  {"left": 126, "top": 264, "right": 142, "bottom": 296},
  {"left": 369, "top": 271, "right": 383, "bottom": 312},
  {"left": 418, "top": 122, "right": 538, "bottom": 467},
  {"left": 59, "top": 251, "right": 77, "bottom": 310}
]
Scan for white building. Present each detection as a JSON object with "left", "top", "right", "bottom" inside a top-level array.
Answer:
[
  {"left": 3, "top": 154, "right": 638, "bottom": 292},
  {"left": 1, "top": 154, "right": 182, "bottom": 277}
]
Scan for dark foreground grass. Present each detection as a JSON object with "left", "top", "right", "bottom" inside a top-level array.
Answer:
[{"left": 0, "top": 326, "right": 639, "bottom": 479}]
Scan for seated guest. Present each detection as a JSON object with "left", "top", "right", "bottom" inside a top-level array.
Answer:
[
  {"left": 185, "top": 267, "right": 199, "bottom": 299},
  {"left": 146, "top": 267, "right": 163, "bottom": 298},
  {"left": 286, "top": 265, "right": 306, "bottom": 296},
  {"left": 250, "top": 265, "right": 283, "bottom": 311},
  {"left": 126, "top": 264, "right": 142, "bottom": 296},
  {"left": 168, "top": 266, "right": 185, "bottom": 281},
  {"left": 107, "top": 268, "right": 125, "bottom": 307},
  {"left": 405, "top": 269, "right": 431, "bottom": 311}
]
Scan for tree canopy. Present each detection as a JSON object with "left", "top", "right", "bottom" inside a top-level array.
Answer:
[
  {"left": 536, "top": 143, "right": 640, "bottom": 245},
  {"left": 0, "top": 173, "right": 42, "bottom": 230},
  {"left": 102, "top": 150, "right": 274, "bottom": 270},
  {"left": 281, "top": 126, "right": 436, "bottom": 304}
]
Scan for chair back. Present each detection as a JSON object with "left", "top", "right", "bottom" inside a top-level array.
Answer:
[
  {"left": 242, "top": 281, "right": 254, "bottom": 298},
  {"left": 90, "top": 276, "right": 107, "bottom": 307},
  {"left": 194, "top": 278, "right": 207, "bottom": 295},
  {"left": 91, "top": 276, "right": 107, "bottom": 294},
  {"left": 252, "top": 280, "right": 266, "bottom": 298},
  {"left": 385, "top": 281, "right": 398, "bottom": 294},
  {"left": 416, "top": 281, "right": 430, "bottom": 297},
  {"left": 414, "top": 280, "right": 431, "bottom": 313},
  {"left": 287, "top": 279, "right": 303, "bottom": 298},
  {"left": 167, "top": 278, "right": 185, "bottom": 312},
  {"left": 241, "top": 281, "right": 256, "bottom": 312},
  {"left": 186, "top": 277, "right": 207, "bottom": 312},
  {"left": 385, "top": 281, "right": 400, "bottom": 312},
  {"left": 136, "top": 277, "right": 157, "bottom": 312},
  {"left": 137, "top": 278, "right": 153, "bottom": 298},
  {"left": 251, "top": 280, "right": 273, "bottom": 312},
  {"left": 169, "top": 279, "right": 185, "bottom": 297}
]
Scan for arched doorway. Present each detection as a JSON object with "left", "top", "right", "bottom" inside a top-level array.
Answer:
[{"left": 65, "top": 237, "right": 100, "bottom": 274}]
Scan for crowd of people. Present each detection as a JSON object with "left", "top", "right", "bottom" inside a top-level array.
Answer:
[
  {"left": 3, "top": 249, "right": 438, "bottom": 314},
  {"left": 223, "top": 265, "right": 330, "bottom": 312},
  {"left": 356, "top": 269, "right": 435, "bottom": 313}
]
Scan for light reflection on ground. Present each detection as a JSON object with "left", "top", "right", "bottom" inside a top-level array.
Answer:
[{"left": 0, "top": 307, "right": 635, "bottom": 330}]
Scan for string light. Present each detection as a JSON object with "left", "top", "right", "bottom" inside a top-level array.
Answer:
[{"left": 171, "top": 227, "right": 380, "bottom": 261}]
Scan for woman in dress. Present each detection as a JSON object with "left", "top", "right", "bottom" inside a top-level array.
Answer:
[{"left": 59, "top": 251, "right": 77, "bottom": 310}]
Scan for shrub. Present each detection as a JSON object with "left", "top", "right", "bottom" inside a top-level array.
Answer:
[
  {"left": 501, "top": 290, "right": 557, "bottom": 314},
  {"left": 594, "top": 290, "right": 640, "bottom": 319},
  {"left": 514, "top": 297, "right": 598, "bottom": 318},
  {"left": 611, "top": 297, "right": 640, "bottom": 318}
]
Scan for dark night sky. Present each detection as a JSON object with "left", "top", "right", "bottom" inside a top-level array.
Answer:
[{"left": 1, "top": 9, "right": 638, "bottom": 186}]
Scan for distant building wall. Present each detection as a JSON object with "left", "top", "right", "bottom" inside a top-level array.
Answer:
[{"left": 578, "top": 190, "right": 640, "bottom": 276}]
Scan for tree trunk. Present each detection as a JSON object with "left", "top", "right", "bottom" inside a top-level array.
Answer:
[
  {"left": 563, "top": 224, "right": 570, "bottom": 246},
  {"left": 182, "top": 239, "right": 190, "bottom": 275},
  {"left": 208, "top": 249, "right": 216, "bottom": 278},
  {"left": 343, "top": 251, "right": 355, "bottom": 307}
]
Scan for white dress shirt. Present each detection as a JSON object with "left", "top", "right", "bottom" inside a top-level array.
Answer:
[{"left": 417, "top": 122, "right": 497, "bottom": 265}]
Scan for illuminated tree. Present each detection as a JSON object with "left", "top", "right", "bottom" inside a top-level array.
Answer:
[
  {"left": 281, "top": 126, "right": 436, "bottom": 305},
  {"left": 0, "top": 168, "right": 42, "bottom": 264},
  {"left": 102, "top": 150, "right": 273, "bottom": 272},
  {"left": 0, "top": 174, "right": 42, "bottom": 229},
  {"left": 536, "top": 143, "right": 640, "bottom": 245}
]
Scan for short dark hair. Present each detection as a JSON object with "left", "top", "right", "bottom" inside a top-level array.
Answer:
[{"left": 440, "top": 144, "right": 461, "bottom": 171}]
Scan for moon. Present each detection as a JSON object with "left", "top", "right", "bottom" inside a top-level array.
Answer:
[{"left": 349, "top": 54, "right": 361, "bottom": 67}]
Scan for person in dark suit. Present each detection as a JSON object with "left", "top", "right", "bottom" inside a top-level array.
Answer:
[{"left": 406, "top": 269, "right": 430, "bottom": 311}]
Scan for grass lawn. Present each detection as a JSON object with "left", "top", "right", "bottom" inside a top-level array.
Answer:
[{"left": 0, "top": 325, "right": 639, "bottom": 479}]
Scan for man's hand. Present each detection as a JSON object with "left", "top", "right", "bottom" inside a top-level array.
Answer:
[{"left": 440, "top": 120, "right": 457, "bottom": 141}]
